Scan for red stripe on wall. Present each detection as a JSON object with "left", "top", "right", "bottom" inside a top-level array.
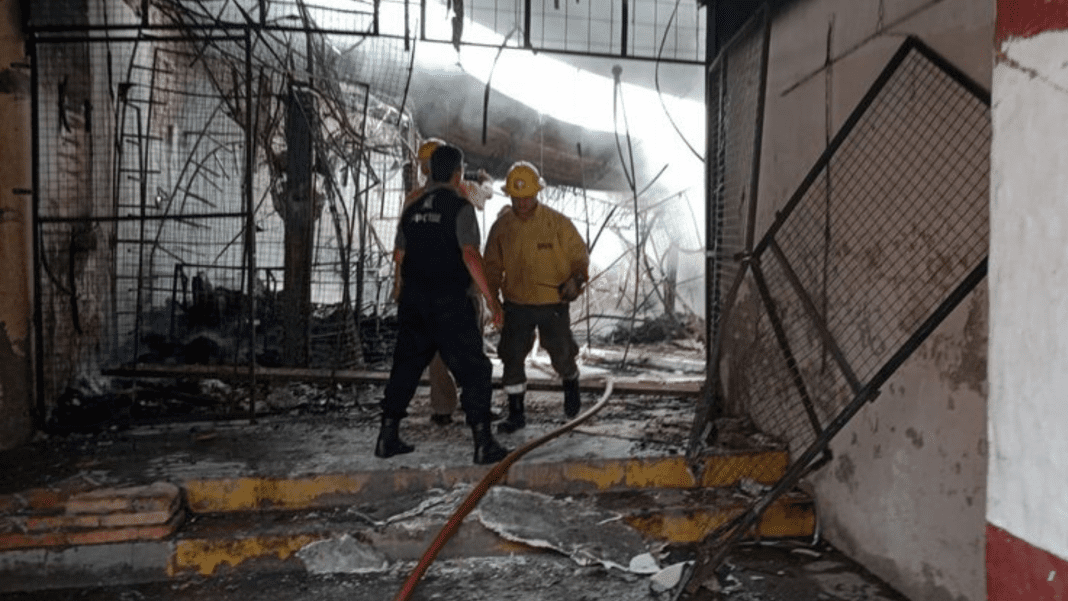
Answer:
[
  {"left": 997, "top": 0, "right": 1068, "bottom": 44},
  {"left": 988, "top": 523, "right": 1068, "bottom": 600}
]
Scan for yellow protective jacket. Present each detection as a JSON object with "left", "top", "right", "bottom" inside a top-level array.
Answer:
[{"left": 485, "top": 203, "right": 589, "bottom": 305}]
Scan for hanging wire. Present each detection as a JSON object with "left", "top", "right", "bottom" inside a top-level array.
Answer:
[
  {"left": 611, "top": 64, "right": 642, "bottom": 369},
  {"left": 656, "top": 0, "right": 704, "bottom": 161},
  {"left": 578, "top": 140, "right": 592, "bottom": 347},
  {"left": 395, "top": 16, "right": 419, "bottom": 126},
  {"left": 481, "top": 26, "right": 520, "bottom": 144}
]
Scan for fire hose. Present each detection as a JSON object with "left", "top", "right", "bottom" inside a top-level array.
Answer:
[{"left": 391, "top": 378, "right": 616, "bottom": 601}]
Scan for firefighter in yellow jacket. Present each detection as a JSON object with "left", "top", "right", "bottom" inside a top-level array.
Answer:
[
  {"left": 485, "top": 161, "right": 589, "bottom": 433},
  {"left": 395, "top": 138, "right": 494, "bottom": 426}
]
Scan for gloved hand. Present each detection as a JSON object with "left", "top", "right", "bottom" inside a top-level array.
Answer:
[{"left": 557, "top": 274, "right": 584, "bottom": 302}]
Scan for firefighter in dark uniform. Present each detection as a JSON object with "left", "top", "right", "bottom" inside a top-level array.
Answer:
[{"left": 376, "top": 143, "right": 510, "bottom": 465}]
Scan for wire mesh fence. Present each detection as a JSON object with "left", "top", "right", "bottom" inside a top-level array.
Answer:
[
  {"left": 691, "top": 4, "right": 770, "bottom": 449},
  {"left": 678, "top": 37, "right": 990, "bottom": 597},
  {"left": 28, "top": 0, "right": 427, "bottom": 421},
  {"left": 33, "top": 32, "right": 256, "bottom": 410},
  {"left": 421, "top": 0, "right": 705, "bottom": 61},
  {"left": 28, "top": 0, "right": 706, "bottom": 64},
  {"left": 28, "top": 0, "right": 702, "bottom": 426}
]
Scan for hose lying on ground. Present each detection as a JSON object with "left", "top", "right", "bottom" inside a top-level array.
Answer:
[{"left": 391, "top": 379, "right": 616, "bottom": 601}]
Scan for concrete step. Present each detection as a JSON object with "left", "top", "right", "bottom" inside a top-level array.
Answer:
[
  {"left": 180, "top": 448, "right": 790, "bottom": 513},
  {"left": 0, "top": 486, "right": 815, "bottom": 592},
  {"left": 0, "top": 396, "right": 809, "bottom": 593}
]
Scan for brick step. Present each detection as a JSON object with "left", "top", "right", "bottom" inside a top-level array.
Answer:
[{"left": 0, "top": 482, "right": 183, "bottom": 551}]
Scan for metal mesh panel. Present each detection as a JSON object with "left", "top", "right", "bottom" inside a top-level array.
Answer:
[
  {"left": 679, "top": 38, "right": 990, "bottom": 596},
  {"left": 770, "top": 46, "right": 990, "bottom": 418},
  {"left": 28, "top": 0, "right": 705, "bottom": 65},
  {"left": 34, "top": 34, "right": 254, "bottom": 406},
  {"left": 31, "top": 18, "right": 422, "bottom": 415},
  {"left": 705, "top": 6, "right": 767, "bottom": 350},
  {"left": 27, "top": 0, "right": 143, "bottom": 28},
  {"left": 738, "top": 305, "right": 814, "bottom": 453},
  {"left": 425, "top": 0, "right": 705, "bottom": 62}
]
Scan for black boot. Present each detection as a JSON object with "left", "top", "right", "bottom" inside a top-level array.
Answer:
[
  {"left": 375, "top": 417, "right": 415, "bottom": 458},
  {"left": 563, "top": 378, "right": 581, "bottom": 418},
  {"left": 497, "top": 393, "right": 526, "bottom": 434},
  {"left": 472, "top": 422, "right": 510, "bottom": 464}
]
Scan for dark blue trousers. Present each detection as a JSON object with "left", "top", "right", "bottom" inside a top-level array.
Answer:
[{"left": 381, "top": 284, "right": 493, "bottom": 424}]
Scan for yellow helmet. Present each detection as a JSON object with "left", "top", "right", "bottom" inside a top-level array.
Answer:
[
  {"left": 502, "top": 161, "right": 545, "bottom": 198},
  {"left": 416, "top": 138, "right": 447, "bottom": 172}
]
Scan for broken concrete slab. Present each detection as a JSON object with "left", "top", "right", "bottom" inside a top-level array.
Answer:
[
  {"left": 295, "top": 534, "right": 389, "bottom": 574},
  {"left": 474, "top": 486, "right": 654, "bottom": 573},
  {"left": 650, "top": 561, "right": 693, "bottom": 593}
]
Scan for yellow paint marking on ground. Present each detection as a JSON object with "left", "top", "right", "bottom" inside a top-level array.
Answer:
[
  {"left": 561, "top": 462, "right": 628, "bottom": 491},
  {"left": 560, "top": 451, "right": 789, "bottom": 492},
  {"left": 623, "top": 458, "right": 697, "bottom": 488},
  {"left": 626, "top": 512, "right": 734, "bottom": 543},
  {"left": 624, "top": 496, "right": 815, "bottom": 543},
  {"left": 183, "top": 474, "right": 373, "bottom": 512},
  {"left": 169, "top": 535, "right": 319, "bottom": 576},
  {"left": 698, "top": 451, "right": 789, "bottom": 487},
  {"left": 756, "top": 497, "right": 817, "bottom": 537}
]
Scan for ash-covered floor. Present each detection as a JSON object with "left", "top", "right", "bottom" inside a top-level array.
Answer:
[
  {"left": 0, "top": 541, "right": 912, "bottom": 601},
  {"left": 0, "top": 342, "right": 911, "bottom": 600}
]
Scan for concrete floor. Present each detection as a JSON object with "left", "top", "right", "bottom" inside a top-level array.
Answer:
[
  {"left": 0, "top": 542, "right": 912, "bottom": 601},
  {"left": 0, "top": 345, "right": 912, "bottom": 600}
]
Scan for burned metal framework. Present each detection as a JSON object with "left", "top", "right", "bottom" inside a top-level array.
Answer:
[
  {"left": 22, "top": 1, "right": 991, "bottom": 595},
  {"left": 678, "top": 36, "right": 990, "bottom": 597},
  {"left": 27, "top": 0, "right": 708, "bottom": 428},
  {"left": 28, "top": 4, "right": 416, "bottom": 425}
]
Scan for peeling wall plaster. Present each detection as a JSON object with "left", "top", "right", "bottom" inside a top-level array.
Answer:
[
  {"left": 810, "top": 289, "right": 988, "bottom": 601},
  {"left": 756, "top": 1, "right": 992, "bottom": 600}
]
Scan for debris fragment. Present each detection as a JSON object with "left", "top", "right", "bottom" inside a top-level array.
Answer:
[
  {"left": 649, "top": 561, "right": 691, "bottom": 593},
  {"left": 383, "top": 486, "right": 471, "bottom": 528},
  {"left": 738, "top": 477, "right": 771, "bottom": 497},
  {"left": 790, "top": 547, "right": 822, "bottom": 558},
  {"left": 296, "top": 534, "right": 389, "bottom": 574},
  {"left": 628, "top": 552, "right": 660, "bottom": 574},
  {"left": 475, "top": 486, "right": 652, "bottom": 572}
]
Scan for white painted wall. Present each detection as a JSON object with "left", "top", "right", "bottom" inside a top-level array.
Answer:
[
  {"left": 989, "top": 29, "right": 1068, "bottom": 563},
  {"left": 754, "top": 1, "right": 993, "bottom": 600}
]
